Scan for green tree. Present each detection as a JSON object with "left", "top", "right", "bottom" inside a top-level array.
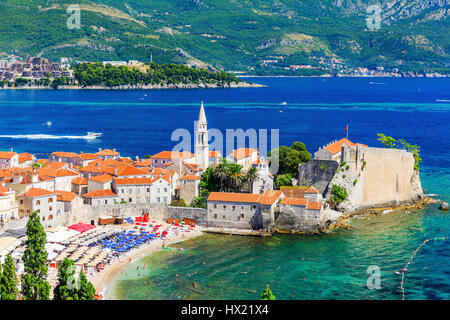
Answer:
[
  {"left": 244, "top": 167, "right": 258, "bottom": 192},
  {"left": 21, "top": 210, "right": 50, "bottom": 300},
  {"left": 330, "top": 185, "right": 348, "bottom": 205},
  {"left": 377, "top": 133, "right": 397, "bottom": 148},
  {"left": 261, "top": 285, "right": 276, "bottom": 300},
  {"left": 190, "top": 196, "right": 207, "bottom": 208},
  {"left": 54, "top": 258, "right": 78, "bottom": 300},
  {"left": 275, "top": 173, "right": 293, "bottom": 188},
  {"left": 0, "top": 253, "right": 19, "bottom": 300},
  {"left": 78, "top": 271, "right": 95, "bottom": 300}
]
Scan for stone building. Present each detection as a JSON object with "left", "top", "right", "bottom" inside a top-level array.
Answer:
[
  {"left": 250, "top": 157, "right": 273, "bottom": 194},
  {"left": 0, "top": 186, "right": 19, "bottom": 223},
  {"left": 314, "top": 138, "right": 367, "bottom": 163},
  {"left": 82, "top": 189, "right": 119, "bottom": 206},
  {"left": 206, "top": 190, "right": 283, "bottom": 229},
  {"left": 180, "top": 175, "right": 200, "bottom": 205},
  {"left": 0, "top": 151, "right": 19, "bottom": 169},
  {"left": 18, "top": 188, "right": 60, "bottom": 227}
]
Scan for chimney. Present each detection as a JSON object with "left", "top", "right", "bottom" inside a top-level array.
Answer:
[
  {"left": 98, "top": 148, "right": 102, "bottom": 152},
  {"left": 10, "top": 148, "right": 13, "bottom": 152},
  {"left": 136, "top": 156, "right": 139, "bottom": 160},
  {"left": 113, "top": 148, "right": 116, "bottom": 152}
]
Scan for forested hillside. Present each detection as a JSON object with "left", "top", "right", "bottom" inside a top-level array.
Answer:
[{"left": 0, "top": 0, "right": 448, "bottom": 74}]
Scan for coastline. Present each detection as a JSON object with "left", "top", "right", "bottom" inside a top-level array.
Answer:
[
  {"left": 0, "top": 82, "right": 265, "bottom": 90},
  {"left": 92, "top": 228, "right": 203, "bottom": 299},
  {"left": 325, "top": 196, "right": 437, "bottom": 232}
]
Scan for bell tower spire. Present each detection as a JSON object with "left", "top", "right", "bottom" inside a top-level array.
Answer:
[{"left": 195, "top": 101, "right": 209, "bottom": 170}]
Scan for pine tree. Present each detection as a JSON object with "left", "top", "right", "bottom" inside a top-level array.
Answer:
[
  {"left": 261, "top": 285, "right": 276, "bottom": 300},
  {"left": 78, "top": 270, "right": 95, "bottom": 300},
  {"left": 54, "top": 258, "right": 79, "bottom": 300},
  {"left": 21, "top": 210, "right": 50, "bottom": 300},
  {"left": 0, "top": 253, "right": 19, "bottom": 300}
]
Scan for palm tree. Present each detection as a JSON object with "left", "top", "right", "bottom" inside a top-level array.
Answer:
[
  {"left": 212, "top": 158, "right": 230, "bottom": 191},
  {"left": 227, "top": 164, "right": 244, "bottom": 192},
  {"left": 244, "top": 167, "right": 258, "bottom": 193}
]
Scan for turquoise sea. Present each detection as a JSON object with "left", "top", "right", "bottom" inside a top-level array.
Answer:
[{"left": 0, "top": 77, "right": 449, "bottom": 299}]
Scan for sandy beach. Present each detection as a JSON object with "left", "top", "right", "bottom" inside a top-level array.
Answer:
[{"left": 91, "top": 227, "right": 203, "bottom": 298}]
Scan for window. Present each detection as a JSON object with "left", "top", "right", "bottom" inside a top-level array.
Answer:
[
  {"left": 20, "top": 200, "right": 23, "bottom": 204},
  {"left": 164, "top": 188, "right": 167, "bottom": 192},
  {"left": 223, "top": 205, "right": 226, "bottom": 209},
  {"left": 129, "top": 189, "right": 132, "bottom": 193},
  {"left": 49, "top": 206, "right": 53, "bottom": 211},
  {"left": 121, "top": 189, "right": 125, "bottom": 193},
  {"left": 147, "top": 188, "right": 150, "bottom": 193},
  {"left": 163, "top": 197, "right": 167, "bottom": 202},
  {"left": 241, "top": 213, "right": 244, "bottom": 218},
  {"left": 105, "top": 200, "right": 108, "bottom": 204},
  {"left": 157, "top": 197, "right": 160, "bottom": 203},
  {"left": 157, "top": 188, "right": 161, "bottom": 193},
  {"left": 42, "top": 216, "right": 45, "bottom": 221},
  {"left": 232, "top": 206, "right": 236, "bottom": 211},
  {"left": 222, "top": 215, "right": 226, "bottom": 219},
  {"left": 36, "top": 200, "right": 41, "bottom": 206},
  {"left": 252, "top": 205, "right": 256, "bottom": 210},
  {"left": 214, "top": 214, "right": 217, "bottom": 219},
  {"left": 129, "top": 198, "right": 132, "bottom": 203},
  {"left": 214, "top": 204, "right": 217, "bottom": 209},
  {"left": 48, "top": 198, "right": 53, "bottom": 203},
  {"left": 49, "top": 215, "right": 53, "bottom": 220}
]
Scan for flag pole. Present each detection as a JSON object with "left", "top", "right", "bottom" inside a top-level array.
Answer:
[{"left": 346, "top": 124, "right": 348, "bottom": 140}]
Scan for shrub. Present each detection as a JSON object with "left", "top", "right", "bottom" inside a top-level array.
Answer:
[
  {"left": 319, "top": 163, "right": 328, "bottom": 171},
  {"left": 345, "top": 165, "right": 350, "bottom": 171},
  {"left": 353, "top": 179, "right": 358, "bottom": 186},
  {"left": 331, "top": 185, "right": 348, "bottom": 204}
]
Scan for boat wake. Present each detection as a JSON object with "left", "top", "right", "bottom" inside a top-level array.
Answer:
[{"left": 0, "top": 134, "right": 99, "bottom": 140}]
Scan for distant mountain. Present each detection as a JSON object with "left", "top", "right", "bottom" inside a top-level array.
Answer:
[{"left": 0, "top": 0, "right": 448, "bottom": 74}]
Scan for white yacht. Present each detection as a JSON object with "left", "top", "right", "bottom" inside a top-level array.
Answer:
[{"left": 87, "top": 132, "right": 102, "bottom": 138}]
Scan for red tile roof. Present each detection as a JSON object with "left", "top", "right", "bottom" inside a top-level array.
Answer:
[
  {"left": 0, "top": 151, "right": 17, "bottom": 159},
  {"left": 152, "top": 151, "right": 194, "bottom": 160},
  {"left": 89, "top": 174, "right": 113, "bottom": 183},
  {"left": 280, "top": 197, "right": 308, "bottom": 206},
  {"left": 95, "top": 149, "right": 120, "bottom": 156},
  {"left": 78, "top": 153, "right": 98, "bottom": 161},
  {"left": 82, "top": 189, "right": 117, "bottom": 198},
  {"left": 51, "top": 151, "right": 78, "bottom": 158},
  {"left": 37, "top": 168, "right": 78, "bottom": 178},
  {"left": 304, "top": 186, "right": 319, "bottom": 194},
  {"left": 45, "top": 162, "right": 67, "bottom": 170},
  {"left": 181, "top": 175, "right": 200, "bottom": 181},
  {"left": 113, "top": 177, "right": 153, "bottom": 185},
  {"left": 324, "top": 138, "right": 367, "bottom": 155},
  {"left": 55, "top": 190, "right": 78, "bottom": 202},
  {"left": 209, "top": 151, "right": 221, "bottom": 157},
  {"left": 258, "top": 190, "right": 283, "bottom": 205},
  {"left": 21, "top": 188, "right": 56, "bottom": 198},
  {"left": 307, "top": 201, "right": 322, "bottom": 210},
  {"left": 18, "top": 153, "right": 33, "bottom": 163},
  {"left": 207, "top": 192, "right": 261, "bottom": 204},
  {"left": 71, "top": 177, "right": 87, "bottom": 185},
  {"left": 231, "top": 148, "right": 258, "bottom": 160}
]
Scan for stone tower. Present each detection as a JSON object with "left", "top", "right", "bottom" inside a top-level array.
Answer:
[{"left": 195, "top": 101, "right": 209, "bottom": 170}]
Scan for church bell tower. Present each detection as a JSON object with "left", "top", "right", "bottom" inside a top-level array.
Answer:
[{"left": 195, "top": 101, "right": 209, "bottom": 170}]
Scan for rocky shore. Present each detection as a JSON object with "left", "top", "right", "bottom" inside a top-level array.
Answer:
[
  {"left": 324, "top": 196, "right": 437, "bottom": 233},
  {"left": 0, "top": 81, "right": 265, "bottom": 90}
]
